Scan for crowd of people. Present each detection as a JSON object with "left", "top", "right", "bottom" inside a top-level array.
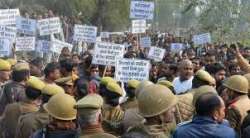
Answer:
[{"left": 2, "top": 9, "right": 250, "bottom": 138}]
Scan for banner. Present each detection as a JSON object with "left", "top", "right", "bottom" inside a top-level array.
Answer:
[
  {"left": 140, "top": 36, "right": 151, "bottom": 47},
  {"left": 147, "top": 47, "right": 165, "bottom": 62},
  {"left": 0, "top": 9, "right": 20, "bottom": 25},
  {"left": 130, "top": 1, "right": 154, "bottom": 20},
  {"left": 192, "top": 33, "right": 211, "bottom": 45},
  {"left": 171, "top": 43, "right": 183, "bottom": 53},
  {"left": 0, "top": 26, "right": 16, "bottom": 41},
  {"left": 37, "top": 17, "right": 61, "bottom": 36},
  {"left": 0, "top": 38, "right": 11, "bottom": 57},
  {"left": 15, "top": 37, "right": 36, "bottom": 51},
  {"left": 73, "top": 25, "right": 97, "bottom": 43},
  {"left": 115, "top": 58, "right": 150, "bottom": 82},
  {"left": 100, "top": 32, "right": 110, "bottom": 39},
  {"left": 51, "top": 38, "right": 73, "bottom": 53},
  {"left": 36, "top": 40, "right": 51, "bottom": 53},
  {"left": 92, "top": 42, "right": 125, "bottom": 66},
  {"left": 16, "top": 17, "right": 37, "bottom": 35},
  {"left": 132, "top": 20, "right": 146, "bottom": 34}
]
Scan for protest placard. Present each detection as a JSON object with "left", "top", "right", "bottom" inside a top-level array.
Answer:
[
  {"left": 73, "top": 25, "right": 97, "bottom": 43},
  {"left": 15, "top": 37, "right": 36, "bottom": 51},
  {"left": 100, "top": 32, "right": 110, "bottom": 39},
  {"left": 171, "top": 43, "right": 183, "bottom": 53},
  {"left": 0, "top": 38, "right": 11, "bottom": 57},
  {"left": 51, "top": 38, "right": 73, "bottom": 53},
  {"left": 192, "top": 33, "right": 211, "bottom": 45},
  {"left": 115, "top": 58, "right": 150, "bottom": 82},
  {"left": 36, "top": 40, "right": 51, "bottom": 53},
  {"left": 130, "top": 1, "right": 154, "bottom": 20},
  {"left": 0, "top": 9, "right": 20, "bottom": 25},
  {"left": 140, "top": 36, "right": 151, "bottom": 47},
  {"left": 132, "top": 20, "right": 146, "bottom": 34},
  {"left": 16, "top": 17, "right": 37, "bottom": 35},
  {"left": 0, "top": 25, "right": 16, "bottom": 41},
  {"left": 92, "top": 42, "right": 125, "bottom": 66},
  {"left": 37, "top": 17, "right": 61, "bottom": 36},
  {"left": 148, "top": 47, "right": 165, "bottom": 62}
]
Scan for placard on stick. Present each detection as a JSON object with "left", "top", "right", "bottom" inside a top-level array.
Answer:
[
  {"left": 192, "top": 33, "right": 211, "bottom": 45},
  {"left": 73, "top": 25, "right": 97, "bottom": 43},
  {"left": 140, "top": 36, "right": 151, "bottom": 47},
  {"left": 130, "top": 1, "right": 154, "bottom": 20},
  {"left": 15, "top": 37, "right": 36, "bottom": 51},
  {"left": 148, "top": 47, "right": 165, "bottom": 62},
  {"left": 0, "top": 38, "right": 11, "bottom": 57},
  {"left": 0, "top": 25, "right": 16, "bottom": 41},
  {"left": 132, "top": 20, "right": 146, "bottom": 34},
  {"left": 0, "top": 9, "right": 20, "bottom": 25},
  {"left": 51, "top": 38, "right": 73, "bottom": 53},
  {"left": 37, "top": 17, "right": 61, "bottom": 36},
  {"left": 115, "top": 58, "right": 150, "bottom": 82},
  {"left": 92, "top": 42, "right": 125, "bottom": 66},
  {"left": 170, "top": 43, "right": 183, "bottom": 53},
  {"left": 16, "top": 17, "right": 37, "bottom": 35}
]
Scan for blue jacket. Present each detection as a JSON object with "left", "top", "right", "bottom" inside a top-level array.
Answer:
[{"left": 173, "top": 116, "right": 237, "bottom": 138}]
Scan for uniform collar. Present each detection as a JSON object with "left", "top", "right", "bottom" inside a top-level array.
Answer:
[{"left": 81, "top": 124, "right": 104, "bottom": 134}]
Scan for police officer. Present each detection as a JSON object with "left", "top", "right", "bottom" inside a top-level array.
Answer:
[
  {"left": 0, "top": 76, "right": 45, "bottom": 138},
  {"left": 0, "top": 62, "right": 30, "bottom": 115},
  {"left": 123, "top": 84, "right": 178, "bottom": 138},
  {"left": 121, "top": 79, "right": 140, "bottom": 110},
  {"left": 31, "top": 93, "right": 78, "bottom": 138},
  {"left": 75, "top": 93, "right": 117, "bottom": 138},
  {"left": 102, "top": 82, "right": 124, "bottom": 136},
  {"left": 121, "top": 80, "right": 153, "bottom": 133},
  {"left": 15, "top": 84, "right": 65, "bottom": 138},
  {"left": 224, "top": 75, "right": 250, "bottom": 135},
  {"left": 0, "top": 59, "right": 11, "bottom": 87}
]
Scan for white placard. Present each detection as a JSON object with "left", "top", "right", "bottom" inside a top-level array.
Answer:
[
  {"left": 36, "top": 40, "right": 51, "bottom": 53},
  {"left": 140, "top": 36, "right": 151, "bottom": 47},
  {"left": 115, "top": 58, "right": 150, "bottom": 82},
  {"left": 171, "top": 43, "right": 183, "bottom": 53},
  {"left": 16, "top": 17, "right": 37, "bottom": 35},
  {"left": 148, "top": 47, "right": 165, "bottom": 62},
  {"left": 0, "top": 38, "right": 11, "bottom": 57},
  {"left": 73, "top": 25, "right": 97, "bottom": 43},
  {"left": 92, "top": 42, "right": 125, "bottom": 66},
  {"left": 130, "top": 1, "right": 154, "bottom": 20},
  {"left": 132, "top": 20, "right": 146, "bottom": 34},
  {"left": 0, "top": 9, "right": 20, "bottom": 25},
  {"left": 192, "top": 33, "right": 211, "bottom": 45},
  {"left": 37, "top": 17, "right": 61, "bottom": 36},
  {"left": 15, "top": 37, "right": 36, "bottom": 51},
  {"left": 51, "top": 38, "right": 73, "bottom": 53},
  {"left": 100, "top": 32, "right": 110, "bottom": 39},
  {"left": 0, "top": 25, "right": 16, "bottom": 41}
]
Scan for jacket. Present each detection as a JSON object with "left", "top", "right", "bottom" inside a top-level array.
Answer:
[
  {"left": 226, "top": 95, "right": 250, "bottom": 135},
  {"left": 0, "top": 101, "right": 39, "bottom": 138},
  {"left": 0, "top": 81, "right": 26, "bottom": 115},
  {"left": 173, "top": 116, "right": 237, "bottom": 138}
]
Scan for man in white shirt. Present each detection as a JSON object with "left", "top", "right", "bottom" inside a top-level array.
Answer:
[{"left": 173, "top": 59, "right": 194, "bottom": 94}]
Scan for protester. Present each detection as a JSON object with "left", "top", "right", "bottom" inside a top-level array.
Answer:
[
  {"left": 43, "top": 62, "right": 61, "bottom": 84},
  {"left": 173, "top": 59, "right": 194, "bottom": 94},
  {"left": 173, "top": 93, "right": 236, "bottom": 138}
]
